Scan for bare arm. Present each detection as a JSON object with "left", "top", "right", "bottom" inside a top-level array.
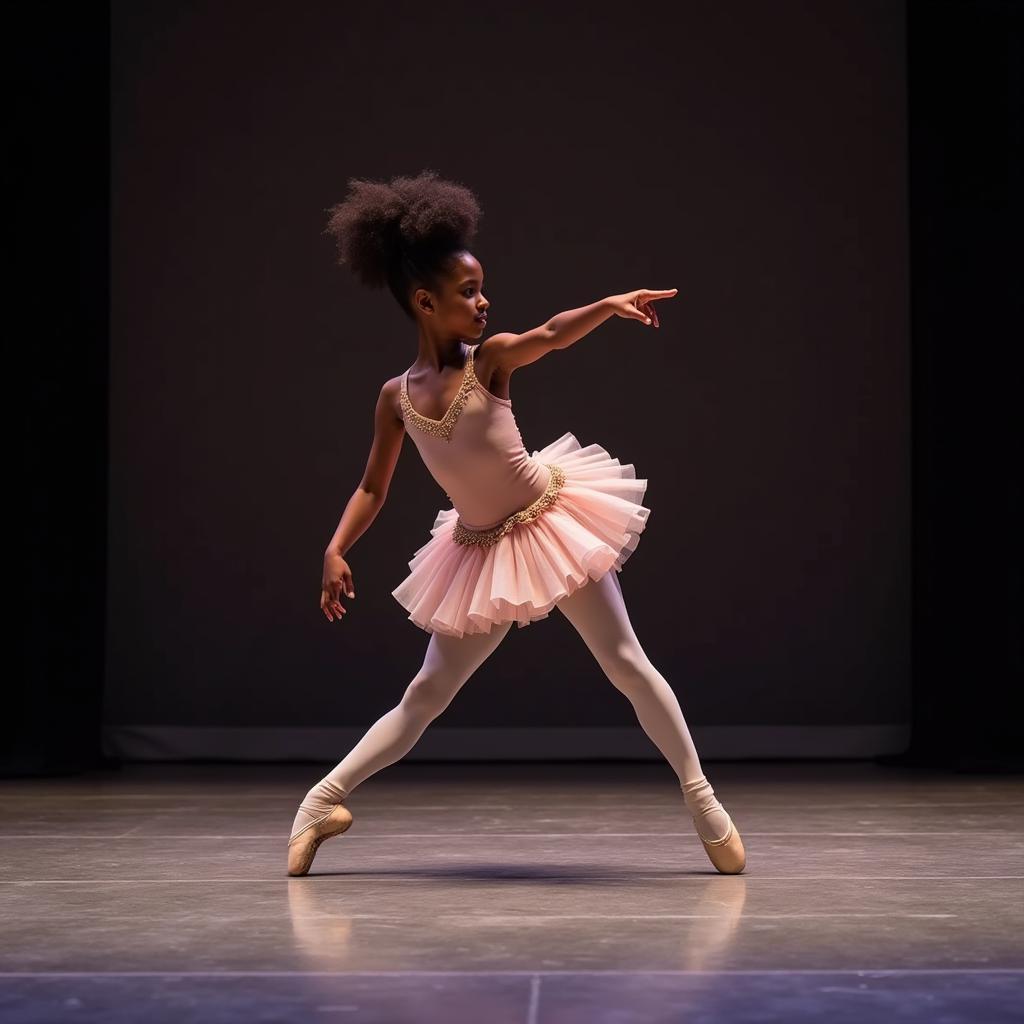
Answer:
[
  {"left": 324, "top": 491, "right": 382, "bottom": 560},
  {"left": 547, "top": 297, "right": 619, "bottom": 350},
  {"left": 486, "top": 288, "right": 678, "bottom": 373},
  {"left": 321, "top": 378, "right": 405, "bottom": 621}
]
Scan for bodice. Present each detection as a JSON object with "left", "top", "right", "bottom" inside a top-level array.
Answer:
[{"left": 399, "top": 344, "right": 553, "bottom": 530}]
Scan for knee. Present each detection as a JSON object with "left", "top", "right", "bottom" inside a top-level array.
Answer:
[
  {"left": 400, "top": 671, "right": 463, "bottom": 716},
  {"left": 601, "top": 644, "right": 654, "bottom": 696}
]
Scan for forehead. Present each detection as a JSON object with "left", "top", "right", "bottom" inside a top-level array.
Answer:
[{"left": 450, "top": 251, "right": 483, "bottom": 284}]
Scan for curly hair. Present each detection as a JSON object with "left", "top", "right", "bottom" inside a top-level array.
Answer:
[{"left": 323, "top": 169, "right": 483, "bottom": 320}]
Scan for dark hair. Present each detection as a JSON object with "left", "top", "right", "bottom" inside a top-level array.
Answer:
[{"left": 323, "top": 169, "right": 482, "bottom": 320}]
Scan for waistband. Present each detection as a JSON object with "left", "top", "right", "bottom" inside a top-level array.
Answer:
[{"left": 452, "top": 464, "right": 566, "bottom": 548}]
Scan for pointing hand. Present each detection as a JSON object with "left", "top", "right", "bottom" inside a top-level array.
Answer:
[{"left": 607, "top": 288, "right": 679, "bottom": 327}]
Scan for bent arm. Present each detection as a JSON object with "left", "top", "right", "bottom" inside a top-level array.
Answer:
[{"left": 325, "top": 380, "right": 405, "bottom": 556}]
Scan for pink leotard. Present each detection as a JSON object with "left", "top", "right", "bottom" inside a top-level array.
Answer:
[{"left": 399, "top": 343, "right": 552, "bottom": 530}]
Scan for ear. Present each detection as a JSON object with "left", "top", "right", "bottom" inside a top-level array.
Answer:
[{"left": 414, "top": 287, "right": 434, "bottom": 315}]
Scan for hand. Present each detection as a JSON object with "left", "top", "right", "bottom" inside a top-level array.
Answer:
[
  {"left": 607, "top": 288, "right": 678, "bottom": 327},
  {"left": 321, "top": 550, "right": 355, "bottom": 622}
]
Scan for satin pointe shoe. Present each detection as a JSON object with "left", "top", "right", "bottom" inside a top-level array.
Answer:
[
  {"left": 681, "top": 775, "right": 747, "bottom": 874},
  {"left": 287, "top": 779, "right": 353, "bottom": 877},
  {"left": 693, "top": 811, "right": 746, "bottom": 874}
]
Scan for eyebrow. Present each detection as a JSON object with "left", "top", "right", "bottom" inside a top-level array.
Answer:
[{"left": 458, "top": 277, "right": 481, "bottom": 285}]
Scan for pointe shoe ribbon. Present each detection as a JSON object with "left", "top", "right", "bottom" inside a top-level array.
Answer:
[
  {"left": 681, "top": 776, "right": 746, "bottom": 874},
  {"left": 287, "top": 779, "right": 353, "bottom": 877}
]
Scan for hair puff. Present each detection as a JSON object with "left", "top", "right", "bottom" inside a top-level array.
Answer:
[{"left": 323, "top": 169, "right": 482, "bottom": 317}]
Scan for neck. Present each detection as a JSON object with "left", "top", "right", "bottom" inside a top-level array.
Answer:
[{"left": 413, "top": 335, "right": 469, "bottom": 372}]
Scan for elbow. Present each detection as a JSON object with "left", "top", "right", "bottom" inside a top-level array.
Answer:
[
  {"left": 357, "top": 484, "right": 387, "bottom": 506},
  {"left": 542, "top": 325, "right": 565, "bottom": 350}
]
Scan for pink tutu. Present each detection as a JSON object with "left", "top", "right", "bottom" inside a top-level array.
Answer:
[{"left": 391, "top": 431, "right": 651, "bottom": 638}]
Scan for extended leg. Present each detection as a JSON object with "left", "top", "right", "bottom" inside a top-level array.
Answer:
[
  {"left": 290, "top": 621, "right": 513, "bottom": 842},
  {"left": 554, "top": 570, "right": 732, "bottom": 842}
]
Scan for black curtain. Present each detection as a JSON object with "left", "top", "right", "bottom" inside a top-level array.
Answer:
[
  {"left": 885, "top": 0, "right": 1022, "bottom": 772},
  {"left": 10, "top": 6, "right": 110, "bottom": 775}
]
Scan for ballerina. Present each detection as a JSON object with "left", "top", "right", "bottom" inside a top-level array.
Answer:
[{"left": 288, "top": 169, "right": 745, "bottom": 877}]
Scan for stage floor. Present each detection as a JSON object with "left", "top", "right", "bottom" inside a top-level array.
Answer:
[{"left": 0, "top": 760, "right": 1021, "bottom": 1022}]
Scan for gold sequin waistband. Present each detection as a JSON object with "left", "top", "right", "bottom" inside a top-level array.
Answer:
[{"left": 452, "top": 464, "right": 566, "bottom": 548}]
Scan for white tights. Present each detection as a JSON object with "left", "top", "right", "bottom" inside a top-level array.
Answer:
[{"left": 291, "top": 570, "right": 731, "bottom": 842}]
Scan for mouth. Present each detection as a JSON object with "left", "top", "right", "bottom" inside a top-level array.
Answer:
[{"left": 474, "top": 315, "right": 488, "bottom": 325}]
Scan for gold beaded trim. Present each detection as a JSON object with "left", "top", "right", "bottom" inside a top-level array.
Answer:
[
  {"left": 452, "top": 464, "right": 566, "bottom": 548},
  {"left": 400, "top": 346, "right": 478, "bottom": 442}
]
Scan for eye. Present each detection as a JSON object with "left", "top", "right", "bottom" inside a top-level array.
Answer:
[{"left": 463, "top": 288, "right": 475, "bottom": 297}]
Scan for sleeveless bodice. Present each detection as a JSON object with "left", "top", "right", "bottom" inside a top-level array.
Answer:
[{"left": 399, "top": 344, "right": 553, "bottom": 530}]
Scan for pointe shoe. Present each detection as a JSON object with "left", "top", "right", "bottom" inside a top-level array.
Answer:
[
  {"left": 693, "top": 812, "right": 746, "bottom": 874},
  {"left": 287, "top": 802, "right": 353, "bottom": 877},
  {"left": 681, "top": 775, "right": 747, "bottom": 874}
]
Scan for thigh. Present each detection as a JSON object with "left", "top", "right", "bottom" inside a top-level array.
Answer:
[
  {"left": 554, "top": 570, "right": 643, "bottom": 666},
  {"left": 417, "top": 618, "right": 514, "bottom": 691}
]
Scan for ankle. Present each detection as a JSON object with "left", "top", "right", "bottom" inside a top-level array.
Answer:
[
  {"left": 680, "top": 774, "right": 732, "bottom": 842},
  {"left": 289, "top": 778, "right": 349, "bottom": 843},
  {"left": 680, "top": 774, "right": 715, "bottom": 808},
  {"left": 304, "top": 777, "right": 349, "bottom": 811}
]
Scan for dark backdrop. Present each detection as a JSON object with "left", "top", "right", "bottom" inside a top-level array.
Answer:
[
  {"left": 11, "top": 1, "right": 1020, "bottom": 773},
  {"left": 102, "top": 0, "right": 910, "bottom": 759}
]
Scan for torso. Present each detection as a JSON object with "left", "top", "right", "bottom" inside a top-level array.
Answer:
[{"left": 395, "top": 340, "right": 548, "bottom": 530}]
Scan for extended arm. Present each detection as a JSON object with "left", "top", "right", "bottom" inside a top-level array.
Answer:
[
  {"left": 487, "top": 288, "right": 677, "bottom": 373},
  {"left": 546, "top": 297, "right": 618, "bottom": 350}
]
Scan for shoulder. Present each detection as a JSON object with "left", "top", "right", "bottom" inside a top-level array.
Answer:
[
  {"left": 475, "top": 333, "right": 513, "bottom": 360},
  {"left": 472, "top": 334, "right": 508, "bottom": 372},
  {"left": 475, "top": 330, "right": 555, "bottom": 372},
  {"left": 379, "top": 372, "right": 406, "bottom": 424},
  {"left": 471, "top": 337, "right": 513, "bottom": 399}
]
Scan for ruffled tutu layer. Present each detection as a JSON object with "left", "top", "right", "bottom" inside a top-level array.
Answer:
[{"left": 391, "top": 431, "right": 651, "bottom": 638}]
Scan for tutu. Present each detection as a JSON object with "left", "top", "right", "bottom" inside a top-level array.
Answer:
[{"left": 391, "top": 431, "right": 651, "bottom": 638}]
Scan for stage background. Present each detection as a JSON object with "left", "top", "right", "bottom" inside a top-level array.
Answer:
[{"left": 105, "top": 0, "right": 910, "bottom": 761}]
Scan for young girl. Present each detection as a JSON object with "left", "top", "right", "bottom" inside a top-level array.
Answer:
[{"left": 288, "top": 170, "right": 745, "bottom": 877}]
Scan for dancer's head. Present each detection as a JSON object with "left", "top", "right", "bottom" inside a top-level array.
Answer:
[{"left": 324, "top": 169, "right": 489, "bottom": 338}]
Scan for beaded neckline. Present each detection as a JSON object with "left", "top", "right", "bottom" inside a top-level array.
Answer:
[{"left": 401, "top": 345, "right": 506, "bottom": 442}]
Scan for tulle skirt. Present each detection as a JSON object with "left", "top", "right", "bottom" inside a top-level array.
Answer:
[{"left": 390, "top": 432, "right": 651, "bottom": 638}]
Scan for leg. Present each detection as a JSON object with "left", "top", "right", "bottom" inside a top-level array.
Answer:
[
  {"left": 290, "top": 620, "right": 513, "bottom": 841},
  {"left": 554, "top": 570, "right": 732, "bottom": 841}
]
